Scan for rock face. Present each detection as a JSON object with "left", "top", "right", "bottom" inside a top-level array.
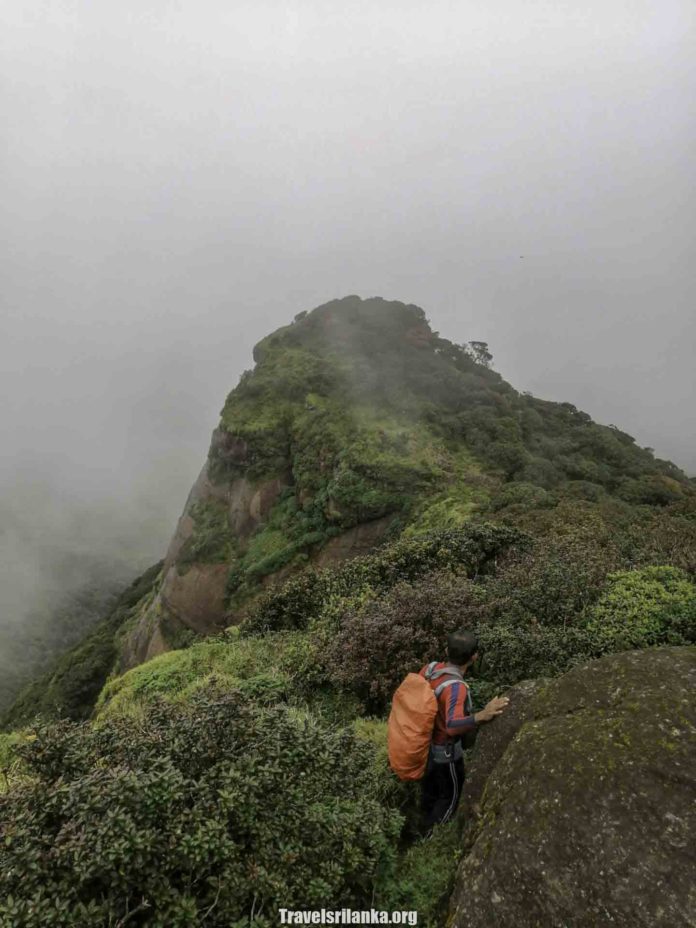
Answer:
[
  {"left": 120, "top": 462, "right": 291, "bottom": 669},
  {"left": 458, "top": 678, "right": 546, "bottom": 817},
  {"left": 449, "top": 647, "right": 696, "bottom": 928},
  {"left": 119, "top": 458, "right": 395, "bottom": 669},
  {"left": 312, "top": 515, "right": 394, "bottom": 567}
]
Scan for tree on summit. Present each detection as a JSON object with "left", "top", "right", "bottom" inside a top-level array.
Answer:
[{"left": 466, "top": 341, "right": 493, "bottom": 368}]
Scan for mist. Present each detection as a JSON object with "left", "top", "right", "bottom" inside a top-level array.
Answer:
[{"left": 1, "top": 1, "right": 694, "bottom": 699}]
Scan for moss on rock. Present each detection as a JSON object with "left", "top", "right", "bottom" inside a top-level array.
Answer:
[{"left": 449, "top": 647, "right": 696, "bottom": 928}]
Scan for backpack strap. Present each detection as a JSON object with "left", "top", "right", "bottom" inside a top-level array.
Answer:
[
  {"left": 429, "top": 664, "right": 464, "bottom": 682},
  {"left": 434, "top": 678, "right": 462, "bottom": 698}
]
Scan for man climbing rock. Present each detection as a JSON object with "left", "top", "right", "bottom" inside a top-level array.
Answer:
[{"left": 419, "top": 629, "right": 509, "bottom": 832}]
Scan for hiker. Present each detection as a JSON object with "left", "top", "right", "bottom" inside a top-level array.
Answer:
[
  {"left": 419, "top": 629, "right": 508, "bottom": 830},
  {"left": 387, "top": 628, "right": 509, "bottom": 833}
]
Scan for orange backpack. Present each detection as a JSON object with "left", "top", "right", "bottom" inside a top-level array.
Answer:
[{"left": 387, "top": 662, "right": 463, "bottom": 781}]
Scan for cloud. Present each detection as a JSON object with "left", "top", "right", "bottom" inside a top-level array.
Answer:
[{"left": 0, "top": 0, "right": 693, "bottom": 700}]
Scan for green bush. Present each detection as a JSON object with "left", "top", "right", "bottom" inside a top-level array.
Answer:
[
  {"left": 323, "top": 572, "right": 482, "bottom": 711},
  {"left": 0, "top": 732, "right": 27, "bottom": 795},
  {"left": 475, "top": 624, "right": 596, "bottom": 686},
  {"left": 243, "top": 523, "right": 526, "bottom": 635},
  {"left": 320, "top": 519, "right": 626, "bottom": 712},
  {"left": 586, "top": 566, "right": 696, "bottom": 652},
  {"left": 480, "top": 523, "right": 624, "bottom": 628},
  {"left": 96, "top": 630, "right": 327, "bottom": 721},
  {"left": 322, "top": 568, "right": 599, "bottom": 713},
  {"left": 0, "top": 692, "right": 402, "bottom": 927}
]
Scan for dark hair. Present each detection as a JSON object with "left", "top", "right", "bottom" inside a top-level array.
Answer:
[{"left": 447, "top": 629, "right": 479, "bottom": 665}]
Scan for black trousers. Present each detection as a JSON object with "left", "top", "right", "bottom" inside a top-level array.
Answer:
[{"left": 421, "top": 755, "right": 465, "bottom": 832}]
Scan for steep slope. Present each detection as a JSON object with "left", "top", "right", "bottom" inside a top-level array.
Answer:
[
  {"left": 119, "top": 295, "right": 692, "bottom": 669},
  {"left": 1, "top": 563, "right": 162, "bottom": 729}
]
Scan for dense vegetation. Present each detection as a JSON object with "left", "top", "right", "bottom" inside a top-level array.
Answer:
[
  {"left": 2, "top": 510, "right": 694, "bottom": 924},
  {"left": 0, "top": 694, "right": 402, "bottom": 927},
  {"left": 204, "top": 296, "right": 690, "bottom": 607},
  {"left": 212, "top": 297, "right": 686, "bottom": 500},
  {"left": 1, "top": 297, "right": 694, "bottom": 925}
]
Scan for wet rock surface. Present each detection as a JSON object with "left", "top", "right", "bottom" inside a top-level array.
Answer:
[
  {"left": 460, "top": 678, "right": 546, "bottom": 816},
  {"left": 312, "top": 515, "right": 395, "bottom": 567},
  {"left": 450, "top": 647, "right": 696, "bottom": 928}
]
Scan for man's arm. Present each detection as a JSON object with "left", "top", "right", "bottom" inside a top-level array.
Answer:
[
  {"left": 442, "top": 683, "right": 510, "bottom": 736},
  {"left": 442, "top": 682, "right": 478, "bottom": 737}
]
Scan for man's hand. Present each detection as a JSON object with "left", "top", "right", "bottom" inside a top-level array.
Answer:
[{"left": 474, "top": 695, "right": 510, "bottom": 723}]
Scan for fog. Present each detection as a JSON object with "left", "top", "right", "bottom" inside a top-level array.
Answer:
[{"left": 1, "top": 1, "right": 694, "bottom": 697}]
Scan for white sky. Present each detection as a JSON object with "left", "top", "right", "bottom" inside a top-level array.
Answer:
[{"left": 1, "top": 0, "right": 695, "bottom": 630}]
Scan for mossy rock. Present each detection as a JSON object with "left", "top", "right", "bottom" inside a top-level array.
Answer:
[{"left": 449, "top": 646, "right": 696, "bottom": 928}]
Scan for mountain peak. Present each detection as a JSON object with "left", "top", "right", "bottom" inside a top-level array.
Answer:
[{"left": 111, "top": 296, "right": 691, "bottom": 669}]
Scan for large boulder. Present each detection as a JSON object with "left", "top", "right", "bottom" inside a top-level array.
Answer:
[
  {"left": 449, "top": 647, "right": 696, "bottom": 928},
  {"left": 459, "top": 678, "right": 546, "bottom": 817}
]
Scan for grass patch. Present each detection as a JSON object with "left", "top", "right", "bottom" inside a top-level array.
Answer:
[
  {"left": 377, "top": 820, "right": 462, "bottom": 927},
  {"left": 0, "top": 731, "right": 30, "bottom": 794}
]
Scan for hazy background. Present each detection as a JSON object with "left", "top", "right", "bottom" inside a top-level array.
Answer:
[{"left": 1, "top": 1, "right": 694, "bottom": 690}]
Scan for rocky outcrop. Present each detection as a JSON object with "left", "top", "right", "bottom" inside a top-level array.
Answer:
[
  {"left": 312, "top": 515, "right": 395, "bottom": 567},
  {"left": 160, "top": 564, "right": 229, "bottom": 634},
  {"left": 119, "top": 451, "right": 395, "bottom": 668},
  {"left": 119, "top": 462, "right": 292, "bottom": 669},
  {"left": 208, "top": 427, "right": 250, "bottom": 470},
  {"left": 449, "top": 647, "right": 696, "bottom": 928},
  {"left": 163, "top": 464, "right": 229, "bottom": 570},
  {"left": 458, "top": 678, "right": 545, "bottom": 817},
  {"left": 118, "top": 601, "right": 170, "bottom": 670}
]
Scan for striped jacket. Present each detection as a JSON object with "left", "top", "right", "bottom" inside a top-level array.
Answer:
[{"left": 419, "top": 661, "right": 477, "bottom": 761}]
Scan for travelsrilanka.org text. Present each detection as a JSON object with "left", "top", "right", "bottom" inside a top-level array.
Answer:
[{"left": 278, "top": 909, "right": 418, "bottom": 925}]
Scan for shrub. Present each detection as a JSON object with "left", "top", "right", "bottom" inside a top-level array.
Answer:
[
  {"left": 321, "top": 518, "right": 626, "bottom": 712},
  {"left": 488, "top": 482, "right": 552, "bottom": 512},
  {"left": 482, "top": 524, "right": 624, "bottom": 628},
  {"left": 0, "top": 692, "right": 402, "bottom": 927},
  {"left": 324, "top": 572, "right": 483, "bottom": 711},
  {"left": 243, "top": 523, "right": 526, "bottom": 635},
  {"left": 624, "top": 497, "right": 696, "bottom": 577},
  {"left": 0, "top": 732, "right": 27, "bottom": 795},
  {"left": 475, "top": 624, "right": 596, "bottom": 686},
  {"left": 322, "top": 569, "right": 599, "bottom": 713},
  {"left": 586, "top": 566, "right": 696, "bottom": 652},
  {"left": 618, "top": 474, "right": 685, "bottom": 507},
  {"left": 96, "top": 629, "right": 340, "bottom": 722}
]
